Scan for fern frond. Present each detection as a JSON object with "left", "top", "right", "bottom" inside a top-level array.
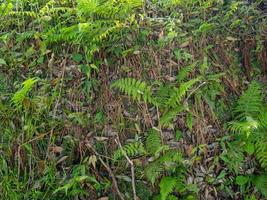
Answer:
[
  {"left": 145, "top": 150, "right": 183, "bottom": 184},
  {"left": 77, "top": 0, "right": 143, "bottom": 19},
  {"left": 255, "top": 136, "right": 267, "bottom": 169},
  {"left": 228, "top": 117, "right": 259, "bottom": 135},
  {"left": 177, "top": 62, "right": 197, "bottom": 83},
  {"left": 144, "top": 161, "right": 163, "bottom": 185},
  {"left": 113, "top": 141, "right": 146, "bottom": 160},
  {"left": 11, "top": 78, "right": 38, "bottom": 109},
  {"left": 258, "top": 111, "right": 267, "bottom": 128},
  {"left": 159, "top": 150, "right": 182, "bottom": 164},
  {"left": 8, "top": 11, "right": 37, "bottom": 18},
  {"left": 159, "top": 177, "right": 177, "bottom": 200},
  {"left": 234, "top": 81, "right": 263, "bottom": 120},
  {"left": 167, "top": 77, "right": 201, "bottom": 107},
  {"left": 160, "top": 105, "right": 184, "bottom": 128},
  {"left": 146, "top": 129, "right": 161, "bottom": 155},
  {"left": 111, "top": 78, "right": 154, "bottom": 104},
  {"left": 167, "top": 195, "right": 178, "bottom": 200},
  {"left": 153, "top": 84, "right": 174, "bottom": 107},
  {"left": 253, "top": 174, "right": 267, "bottom": 197}
]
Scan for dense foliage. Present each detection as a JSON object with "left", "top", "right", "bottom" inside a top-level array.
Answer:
[{"left": 0, "top": 0, "right": 266, "bottom": 199}]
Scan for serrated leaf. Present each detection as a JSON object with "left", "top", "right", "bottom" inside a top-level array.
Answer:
[{"left": 160, "top": 177, "right": 177, "bottom": 200}]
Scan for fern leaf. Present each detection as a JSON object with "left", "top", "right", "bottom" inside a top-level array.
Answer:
[
  {"left": 255, "top": 136, "right": 267, "bottom": 169},
  {"left": 253, "top": 174, "right": 267, "bottom": 197},
  {"left": 11, "top": 78, "right": 38, "bottom": 108},
  {"left": 160, "top": 106, "right": 184, "bottom": 128},
  {"left": 144, "top": 161, "right": 163, "bottom": 185},
  {"left": 258, "top": 111, "right": 267, "bottom": 128},
  {"left": 176, "top": 62, "right": 197, "bottom": 83},
  {"left": 153, "top": 84, "right": 174, "bottom": 107},
  {"left": 113, "top": 141, "right": 146, "bottom": 161},
  {"left": 167, "top": 195, "right": 178, "bottom": 200},
  {"left": 146, "top": 129, "right": 161, "bottom": 155},
  {"left": 111, "top": 78, "right": 154, "bottom": 104},
  {"left": 159, "top": 150, "right": 182, "bottom": 164},
  {"left": 159, "top": 177, "right": 177, "bottom": 200},
  {"left": 234, "top": 81, "right": 263, "bottom": 120},
  {"left": 167, "top": 77, "right": 201, "bottom": 107},
  {"left": 228, "top": 117, "right": 259, "bottom": 135}
]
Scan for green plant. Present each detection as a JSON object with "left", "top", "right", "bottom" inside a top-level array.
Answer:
[
  {"left": 11, "top": 78, "right": 38, "bottom": 109},
  {"left": 159, "top": 176, "right": 177, "bottom": 200},
  {"left": 1, "top": 0, "right": 266, "bottom": 199},
  {"left": 113, "top": 141, "right": 146, "bottom": 161},
  {"left": 228, "top": 82, "right": 267, "bottom": 170},
  {"left": 111, "top": 78, "right": 154, "bottom": 104},
  {"left": 220, "top": 81, "right": 267, "bottom": 198},
  {"left": 145, "top": 128, "right": 162, "bottom": 155}
]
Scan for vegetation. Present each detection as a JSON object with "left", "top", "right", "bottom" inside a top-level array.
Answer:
[{"left": 0, "top": 0, "right": 266, "bottom": 199}]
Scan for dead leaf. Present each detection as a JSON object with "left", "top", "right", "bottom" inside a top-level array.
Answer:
[
  {"left": 98, "top": 197, "right": 109, "bottom": 200},
  {"left": 57, "top": 156, "right": 68, "bottom": 165},
  {"left": 89, "top": 155, "right": 97, "bottom": 169},
  {"left": 50, "top": 146, "right": 63, "bottom": 153},
  {"left": 180, "top": 41, "right": 190, "bottom": 48},
  {"left": 226, "top": 36, "right": 238, "bottom": 41},
  {"left": 94, "top": 136, "right": 108, "bottom": 141},
  {"left": 158, "top": 30, "right": 164, "bottom": 39},
  {"left": 37, "top": 160, "right": 45, "bottom": 175}
]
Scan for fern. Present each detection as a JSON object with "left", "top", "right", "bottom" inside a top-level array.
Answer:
[
  {"left": 253, "top": 174, "right": 267, "bottom": 197},
  {"left": 144, "top": 161, "right": 164, "bottom": 185},
  {"left": 160, "top": 105, "right": 184, "bottom": 128},
  {"left": 11, "top": 78, "right": 38, "bottom": 109},
  {"left": 234, "top": 81, "right": 263, "bottom": 120},
  {"left": 226, "top": 81, "right": 267, "bottom": 174},
  {"left": 255, "top": 135, "right": 267, "bottom": 170},
  {"left": 159, "top": 150, "right": 182, "bottom": 164},
  {"left": 146, "top": 128, "right": 162, "bottom": 155},
  {"left": 8, "top": 11, "right": 37, "bottom": 18},
  {"left": 258, "top": 111, "right": 267, "bottom": 127},
  {"left": 77, "top": 0, "right": 143, "bottom": 19},
  {"left": 144, "top": 150, "right": 183, "bottom": 184},
  {"left": 167, "top": 195, "right": 178, "bottom": 200},
  {"left": 113, "top": 141, "right": 146, "bottom": 160},
  {"left": 111, "top": 78, "right": 154, "bottom": 104},
  {"left": 167, "top": 77, "right": 201, "bottom": 107},
  {"left": 176, "top": 62, "right": 197, "bottom": 83},
  {"left": 159, "top": 177, "right": 177, "bottom": 200},
  {"left": 39, "top": 0, "right": 143, "bottom": 58},
  {"left": 228, "top": 117, "right": 259, "bottom": 135}
]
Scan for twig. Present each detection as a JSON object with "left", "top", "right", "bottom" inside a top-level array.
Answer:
[
  {"left": 115, "top": 136, "right": 137, "bottom": 200},
  {"left": 185, "top": 81, "right": 206, "bottom": 102},
  {"left": 88, "top": 145, "right": 125, "bottom": 200},
  {"left": 46, "top": 58, "right": 67, "bottom": 159},
  {"left": 156, "top": 106, "right": 163, "bottom": 143},
  {"left": 19, "top": 132, "right": 50, "bottom": 147}
]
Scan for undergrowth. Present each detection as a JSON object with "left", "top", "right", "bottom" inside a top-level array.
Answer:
[{"left": 0, "top": 0, "right": 266, "bottom": 199}]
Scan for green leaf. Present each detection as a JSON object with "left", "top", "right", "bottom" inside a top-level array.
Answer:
[
  {"left": 160, "top": 106, "right": 184, "bottom": 128},
  {"left": 186, "top": 112, "right": 193, "bottom": 131},
  {"left": 245, "top": 142, "right": 255, "bottom": 155},
  {"left": 198, "top": 22, "right": 214, "bottom": 33},
  {"left": 253, "top": 174, "right": 267, "bottom": 197},
  {"left": 73, "top": 53, "right": 83, "bottom": 62},
  {"left": 159, "top": 177, "right": 177, "bottom": 200},
  {"left": 236, "top": 176, "right": 249, "bottom": 186},
  {"left": 146, "top": 129, "right": 161, "bottom": 155},
  {"left": 200, "top": 56, "right": 208, "bottom": 73},
  {"left": 175, "top": 130, "right": 183, "bottom": 141}
]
